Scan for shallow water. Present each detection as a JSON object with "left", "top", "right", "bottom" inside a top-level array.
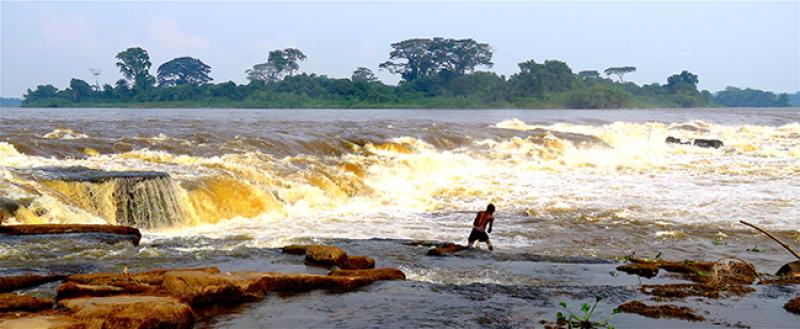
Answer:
[{"left": 1, "top": 107, "right": 798, "bottom": 327}]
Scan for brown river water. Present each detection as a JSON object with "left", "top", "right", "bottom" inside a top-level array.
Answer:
[{"left": 0, "top": 107, "right": 798, "bottom": 328}]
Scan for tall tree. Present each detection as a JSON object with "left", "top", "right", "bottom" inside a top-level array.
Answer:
[
  {"left": 351, "top": 67, "right": 377, "bottom": 82},
  {"left": 604, "top": 66, "right": 636, "bottom": 82},
  {"left": 116, "top": 47, "right": 154, "bottom": 91},
  {"left": 157, "top": 57, "right": 213, "bottom": 86},
  {"left": 246, "top": 48, "right": 307, "bottom": 83},
  {"left": 379, "top": 37, "right": 493, "bottom": 81},
  {"left": 69, "top": 78, "right": 93, "bottom": 102},
  {"left": 510, "top": 59, "right": 576, "bottom": 97},
  {"left": 666, "top": 70, "right": 699, "bottom": 93},
  {"left": 578, "top": 70, "right": 601, "bottom": 80}
]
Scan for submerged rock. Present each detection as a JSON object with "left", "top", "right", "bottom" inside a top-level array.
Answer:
[
  {"left": 60, "top": 295, "right": 194, "bottom": 329},
  {"left": 618, "top": 300, "right": 705, "bottom": 321},
  {"left": 0, "top": 224, "right": 141, "bottom": 246},
  {"left": 0, "top": 274, "right": 66, "bottom": 293},
  {"left": 0, "top": 293, "right": 53, "bottom": 313},
  {"left": 785, "top": 296, "right": 800, "bottom": 315}
]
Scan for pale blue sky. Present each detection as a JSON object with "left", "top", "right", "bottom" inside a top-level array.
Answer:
[{"left": 1, "top": 1, "right": 798, "bottom": 98}]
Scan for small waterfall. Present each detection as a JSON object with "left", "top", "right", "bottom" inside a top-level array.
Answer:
[{"left": 30, "top": 167, "right": 186, "bottom": 228}]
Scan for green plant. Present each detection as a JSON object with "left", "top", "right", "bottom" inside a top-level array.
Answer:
[{"left": 556, "top": 296, "right": 620, "bottom": 329}]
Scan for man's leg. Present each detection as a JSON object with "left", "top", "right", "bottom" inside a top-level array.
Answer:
[
  {"left": 468, "top": 239, "right": 475, "bottom": 248},
  {"left": 486, "top": 239, "right": 494, "bottom": 251}
]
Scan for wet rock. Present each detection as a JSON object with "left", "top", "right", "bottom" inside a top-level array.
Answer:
[
  {"left": 665, "top": 136, "right": 689, "bottom": 145},
  {"left": 0, "top": 314, "right": 83, "bottom": 329},
  {"left": 618, "top": 300, "right": 705, "bottom": 321},
  {"left": 162, "top": 271, "right": 256, "bottom": 306},
  {"left": 784, "top": 296, "right": 800, "bottom": 315},
  {"left": 693, "top": 139, "right": 723, "bottom": 149},
  {"left": 329, "top": 268, "right": 406, "bottom": 281},
  {"left": 0, "top": 293, "right": 54, "bottom": 312},
  {"left": 427, "top": 243, "right": 467, "bottom": 256},
  {"left": 60, "top": 295, "right": 194, "bottom": 329},
  {"left": 304, "top": 245, "right": 348, "bottom": 267},
  {"left": 56, "top": 282, "right": 138, "bottom": 300},
  {"left": 617, "top": 263, "right": 660, "bottom": 278},
  {"left": 246, "top": 272, "right": 375, "bottom": 293},
  {"left": 0, "top": 274, "right": 66, "bottom": 293},
  {"left": 0, "top": 224, "right": 142, "bottom": 246},
  {"left": 281, "top": 244, "right": 310, "bottom": 255},
  {"left": 67, "top": 267, "right": 219, "bottom": 288},
  {"left": 776, "top": 260, "right": 800, "bottom": 277},
  {"left": 641, "top": 283, "right": 754, "bottom": 299},
  {"left": 341, "top": 256, "right": 375, "bottom": 270},
  {"left": 0, "top": 197, "right": 33, "bottom": 224}
]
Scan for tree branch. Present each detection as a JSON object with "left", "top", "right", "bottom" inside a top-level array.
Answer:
[{"left": 740, "top": 220, "right": 800, "bottom": 260}]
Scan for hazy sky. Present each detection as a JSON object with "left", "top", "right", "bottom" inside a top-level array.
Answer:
[{"left": 1, "top": 1, "right": 799, "bottom": 98}]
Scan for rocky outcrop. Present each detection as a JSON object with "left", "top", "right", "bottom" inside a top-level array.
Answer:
[
  {"left": 427, "top": 243, "right": 467, "bottom": 256},
  {"left": 776, "top": 260, "right": 800, "bottom": 277},
  {"left": 0, "top": 274, "right": 66, "bottom": 293},
  {"left": 329, "top": 268, "right": 406, "bottom": 281},
  {"left": 0, "top": 314, "right": 83, "bottom": 329},
  {"left": 665, "top": 136, "right": 724, "bottom": 149},
  {"left": 281, "top": 244, "right": 376, "bottom": 270},
  {"left": 0, "top": 293, "right": 53, "bottom": 313},
  {"left": 785, "top": 296, "right": 800, "bottom": 315},
  {"left": 61, "top": 296, "right": 195, "bottom": 329},
  {"left": 0, "top": 224, "right": 142, "bottom": 246},
  {"left": 616, "top": 258, "right": 756, "bottom": 285},
  {"left": 618, "top": 300, "right": 705, "bottom": 321}
]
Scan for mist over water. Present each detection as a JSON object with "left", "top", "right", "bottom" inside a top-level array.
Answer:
[{"left": 0, "top": 108, "right": 798, "bottom": 269}]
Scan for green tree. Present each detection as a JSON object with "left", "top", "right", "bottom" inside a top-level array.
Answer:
[
  {"left": 604, "top": 66, "right": 636, "bottom": 82},
  {"left": 157, "top": 57, "right": 213, "bottom": 86},
  {"left": 666, "top": 70, "right": 699, "bottom": 93},
  {"left": 578, "top": 70, "right": 601, "bottom": 80},
  {"left": 116, "top": 47, "right": 155, "bottom": 91},
  {"left": 246, "top": 48, "right": 307, "bottom": 83},
  {"left": 510, "top": 59, "right": 575, "bottom": 97},
  {"left": 69, "top": 78, "right": 94, "bottom": 102},
  {"left": 379, "top": 37, "right": 493, "bottom": 81},
  {"left": 22, "top": 84, "right": 59, "bottom": 104},
  {"left": 351, "top": 67, "right": 378, "bottom": 82}
]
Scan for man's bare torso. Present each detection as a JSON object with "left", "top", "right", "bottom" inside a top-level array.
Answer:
[{"left": 473, "top": 211, "right": 494, "bottom": 232}]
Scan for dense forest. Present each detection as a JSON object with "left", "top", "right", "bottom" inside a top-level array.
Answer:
[{"left": 20, "top": 38, "right": 796, "bottom": 109}]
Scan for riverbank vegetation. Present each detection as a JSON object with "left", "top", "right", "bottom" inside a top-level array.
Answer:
[{"left": 21, "top": 38, "right": 796, "bottom": 109}]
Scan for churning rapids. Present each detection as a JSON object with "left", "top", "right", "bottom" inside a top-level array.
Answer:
[{"left": 0, "top": 108, "right": 798, "bottom": 328}]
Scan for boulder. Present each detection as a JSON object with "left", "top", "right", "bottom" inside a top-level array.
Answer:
[
  {"left": 341, "top": 256, "right": 375, "bottom": 270},
  {"left": 60, "top": 296, "right": 194, "bottom": 329},
  {"left": 0, "top": 293, "right": 53, "bottom": 312},
  {"left": 693, "top": 139, "right": 724, "bottom": 149},
  {"left": 0, "top": 274, "right": 66, "bottom": 293},
  {"left": 329, "top": 268, "right": 406, "bottom": 281},
  {"left": 162, "top": 271, "right": 256, "bottom": 306},
  {"left": 304, "top": 245, "right": 348, "bottom": 267},
  {"left": 427, "top": 243, "right": 467, "bottom": 256},
  {"left": 281, "top": 244, "right": 310, "bottom": 255},
  {"left": 0, "top": 224, "right": 142, "bottom": 246},
  {"left": 785, "top": 296, "right": 800, "bottom": 315},
  {"left": 67, "top": 267, "right": 219, "bottom": 288},
  {"left": 617, "top": 263, "right": 660, "bottom": 278},
  {"left": 776, "top": 260, "right": 800, "bottom": 277},
  {"left": 0, "top": 315, "right": 83, "bottom": 329},
  {"left": 245, "top": 273, "right": 375, "bottom": 293}
]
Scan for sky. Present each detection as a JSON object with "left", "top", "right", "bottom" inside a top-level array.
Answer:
[{"left": 1, "top": 1, "right": 799, "bottom": 98}]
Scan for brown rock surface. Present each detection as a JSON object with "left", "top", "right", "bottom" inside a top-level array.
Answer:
[
  {"left": 329, "top": 268, "right": 406, "bottom": 281},
  {"left": 785, "top": 296, "right": 800, "bottom": 315},
  {"left": 281, "top": 244, "right": 310, "bottom": 255},
  {"left": 162, "top": 271, "right": 255, "bottom": 305},
  {"left": 0, "top": 224, "right": 142, "bottom": 246},
  {"left": 304, "top": 245, "right": 348, "bottom": 267},
  {"left": 617, "top": 263, "right": 660, "bottom": 278},
  {"left": 245, "top": 272, "right": 375, "bottom": 293},
  {"left": 427, "top": 243, "right": 467, "bottom": 256},
  {"left": 0, "top": 293, "right": 54, "bottom": 312},
  {"left": 60, "top": 296, "right": 194, "bottom": 329},
  {"left": 0, "top": 314, "right": 83, "bottom": 329},
  {"left": 341, "top": 256, "right": 375, "bottom": 270},
  {"left": 618, "top": 300, "right": 705, "bottom": 321},
  {"left": 0, "top": 274, "right": 66, "bottom": 293},
  {"left": 67, "top": 267, "right": 219, "bottom": 288},
  {"left": 776, "top": 260, "right": 800, "bottom": 277},
  {"left": 56, "top": 283, "right": 134, "bottom": 301}
]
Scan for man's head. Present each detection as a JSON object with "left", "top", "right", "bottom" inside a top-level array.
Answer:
[{"left": 486, "top": 203, "right": 495, "bottom": 214}]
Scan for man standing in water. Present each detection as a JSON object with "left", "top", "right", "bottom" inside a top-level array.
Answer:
[{"left": 468, "top": 203, "right": 495, "bottom": 250}]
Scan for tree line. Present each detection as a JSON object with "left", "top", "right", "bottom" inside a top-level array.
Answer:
[{"left": 22, "top": 38, "right": 793, "bottom": 109}]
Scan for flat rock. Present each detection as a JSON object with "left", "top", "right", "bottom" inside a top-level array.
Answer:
[
  {"left": 341, "top": 256, "right": 375, "bottom": 270},
  {"left": 329, "top": 268, "right": 406, "bottom": 281},
  {"left": 0, "top": 315, "right": 83, "bottom": 329},
  {"left": 281, "top": 244, "right": 310, "bottom": 255},
  {"left": 162, "top": 271, "right": 255, "bottom": 306},
  {"left": 427, "top": 243, "right": 467, "bottom": 256},
  {"left": 245, "top": 272, "right": 375, "bottom": 293},
  {"left": 60, "top": 296, "right": 194, "bottom": 329},
  {"left": 67, "top": 267, "right": 219, "bottom": 288},
  {"left": 0, "top": 274, "right": 66, "bottom": 293},
  {"left": 0, "top": 225, "right": 141, "bottom": 246},
  {"left": 618, "top": 300, "right": 705, "bottom": 322},
  {"left": 56, "top": 282, "right": 135, "bottom": 301},
  {"left": 0, "top": 293, "right": 54, "bottom": 312},
  {"left": 304, "top": 245, "right": 348, "bottom": 267}
]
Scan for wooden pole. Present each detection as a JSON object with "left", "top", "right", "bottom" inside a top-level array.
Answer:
[{"left": 740, "top": 220, "right": 800, "bottom": 261}]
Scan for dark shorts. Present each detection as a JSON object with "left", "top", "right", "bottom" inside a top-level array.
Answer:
[{"left": 468, "top": 228, "right": 489, "bottom": 242}]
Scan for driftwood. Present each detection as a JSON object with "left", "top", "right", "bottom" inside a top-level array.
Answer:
[{"left": 740, "top": 220, "right": 800, "bottom": 261}]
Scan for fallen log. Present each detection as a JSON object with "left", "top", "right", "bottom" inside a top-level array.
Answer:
[{"left": 0, "top": 224, "right": 142, "bottom": 246}]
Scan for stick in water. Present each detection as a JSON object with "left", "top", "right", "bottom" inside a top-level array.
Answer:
[{"left": 740, "top": 220, "right": 800, "bottom": 261}]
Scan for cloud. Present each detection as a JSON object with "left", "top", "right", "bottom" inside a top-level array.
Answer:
[
  {"left": 37, "top": 8, "right": 99, "bottom": 52},
  {"left": 147, "top": 17, "right": 209, "bottom": 52}
]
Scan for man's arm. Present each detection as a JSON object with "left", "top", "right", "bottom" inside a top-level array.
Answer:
[{"left": 487, "top": 216, "right": 494, "bottom": 233}]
